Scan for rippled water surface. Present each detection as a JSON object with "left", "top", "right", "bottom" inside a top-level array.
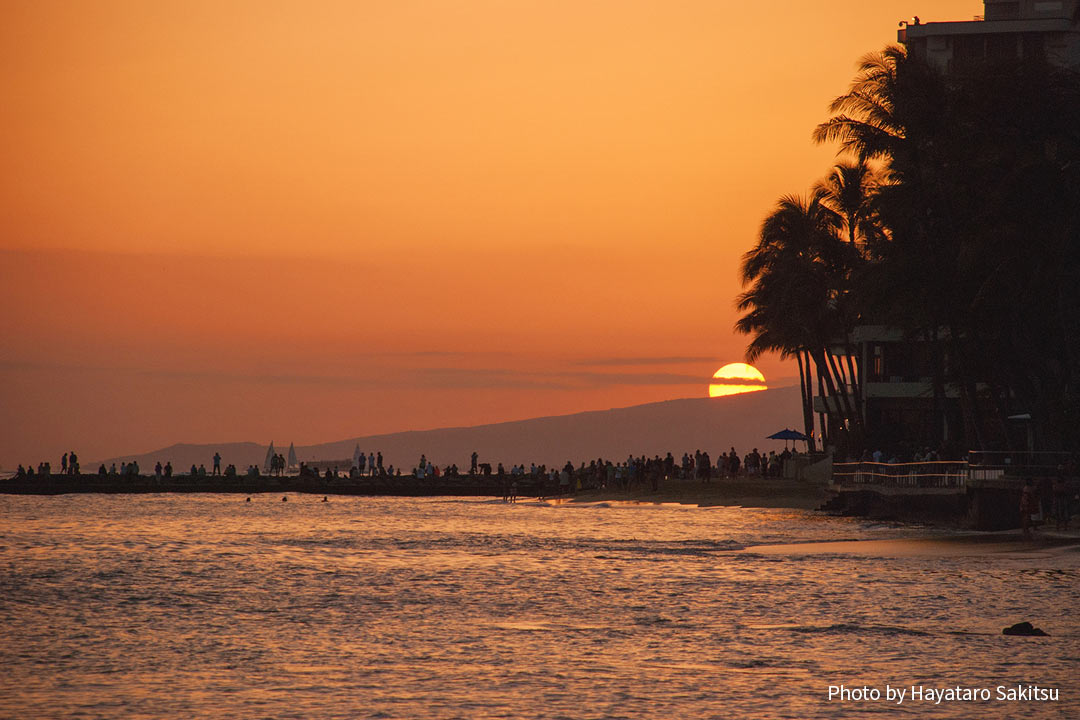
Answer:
[{"left": 1, "top": 494, "right": 1077, "bottom": 718}]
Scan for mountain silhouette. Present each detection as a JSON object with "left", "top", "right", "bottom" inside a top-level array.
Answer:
[{"left": 97, "top": 386, "right": 802, "bottom": 471}]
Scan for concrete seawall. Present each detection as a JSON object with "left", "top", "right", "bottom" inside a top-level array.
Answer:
[{"left": 825, "top": 478, "right": 1078, "bottom": 530}]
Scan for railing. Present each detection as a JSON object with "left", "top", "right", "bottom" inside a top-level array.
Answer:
[
  {"left": 967, "top": 451, "right": 1073, "bottom": 482},
  {"left": 832, "top": 461, "right": 968, "bottom": 489},
  {"left": 835, "top": 452, "right": 1076, "bottom": 491}
]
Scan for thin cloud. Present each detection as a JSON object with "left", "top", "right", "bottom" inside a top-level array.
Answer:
[
  {"left": 709, "top": 377, "right": 766, "bottom": 386},
  {"left": 573, "top": 356, "right": 719, "bottom": 367},
  {"left": 413, "top": 367, "right": 706, "bottom": 390},
  {"left": 1, "top": 359, "right": 708, "bottom": 391}
]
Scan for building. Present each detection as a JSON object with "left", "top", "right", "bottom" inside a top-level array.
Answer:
[
  {"left": 899, "top": 0, "right": 1080, "bottom": 72},
  {"left": 815, "top": 327, "right": 963, "bottom": 453},
  {"left": 810, "top": 2, "right": 1080, "bottom": 456}
]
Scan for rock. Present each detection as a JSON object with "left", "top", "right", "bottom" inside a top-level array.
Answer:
[{"left": 1003, "top": 621, "right": 1049, "bottom": 637}]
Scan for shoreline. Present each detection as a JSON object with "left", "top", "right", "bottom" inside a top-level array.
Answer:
[
  {"left": 5, "top": 473, "right": 1076, "bottom": 543},
  {"left": 0, "top": 472, "right": 832, "bottom": 509}
]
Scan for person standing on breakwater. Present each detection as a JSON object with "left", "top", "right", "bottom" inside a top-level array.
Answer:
[
  {"left": 62, "top": 453, "right": 68, "bottom": 475},
  {"left": 213, "top": 452, "right": 221, "bottom": 476},
  {"left": 728, "top": 447, "right": 740, "bottom": 477},
  {"left": 377, "top": 452, "right": 383, "bottom": 475},
  {"left": 357, "top": 451, "right": 366, "bottom": 477},
  {"left": 471, "top": 451, "right": 478, "bottom": 475},
  {"left": 368, "top": 452, "right": 376, "bottom": 477},
  {"left": 68, "top": 451, "right": 78, "bottom": 474}
]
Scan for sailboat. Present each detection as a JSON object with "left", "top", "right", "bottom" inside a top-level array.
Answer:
[
  {"left": 264, "top": 442, "right": 275, "bottom": 472},
  {"left": 287, "top": 443, "right": 298, "bottom": 471}
]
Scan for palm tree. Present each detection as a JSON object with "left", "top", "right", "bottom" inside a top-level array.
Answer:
[
  {"left": 814, "top": 45, "right": 969, "bottom": 449},
  {"left": 812, "top": 44, "right": 1080, "bottom": 451},
  {"left": 813, "top": 160, "right": 881, "bottom": 249},
  {"left": 736, "top": 193, "right": 863, "bottom": 451},
  {"left": 812, "top": 159, "right": 883, "bottom": 428},
  {"left": 811, "top": 45, "right": 943, "bottom": 165}
]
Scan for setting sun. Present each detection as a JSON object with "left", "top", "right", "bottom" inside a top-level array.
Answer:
[{"left": 708, "top": 362, "right": 767, "bottom": 398}]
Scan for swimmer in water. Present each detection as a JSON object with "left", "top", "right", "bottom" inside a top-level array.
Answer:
[
  {"left": 322, "top": 496, "right": 328, "bottom": 502},
  {"left": 282, "top": 496, "right": 288, "bottom": 502},
  {"left": 245, "top": 497, "right": 251, "bottom": 502}
]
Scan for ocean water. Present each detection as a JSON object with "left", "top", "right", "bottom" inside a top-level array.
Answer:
[{"left": 0, "top": 494, "right": 1076, "bottom": 719}]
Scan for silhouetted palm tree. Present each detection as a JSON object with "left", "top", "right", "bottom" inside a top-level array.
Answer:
[
  {"left": 813, "top": 160, "right": 882, "bottom": 249},
  {"left": 811, "top": 46, "right": 944, "bottom": 165},
  {"left": 812, "top": 44, "right": 1080, "bottom": 451},
  {"left": 736, "top": 193, "right": 864, "bottom": 450}
]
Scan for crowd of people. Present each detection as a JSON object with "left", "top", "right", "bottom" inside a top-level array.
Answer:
[
  {"left": 8, "top": 445, "right": 800, "bottom": 487},
  {"left": 347, "top": 451, "right": 386, "bottom": 477},
  {"left": 18, "top": 450, "right": 80, "bottom": 478},
  {"left": 10, "top": 447, "right": 1073, "bottom": 535},
  {"left": 387, "top": 447, "right": 801, "bottom": 500},
  {"left": 859, "top": 446, "right": 954, "bottom": 464}
]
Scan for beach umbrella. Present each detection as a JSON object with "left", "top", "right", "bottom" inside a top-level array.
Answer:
[
  {"left": 766, "top": 428, "right": 809, "bottom": 450},
  {"left": 287, "top": 443, "right": 297, "bottom": 470},
  {"left": 767, "top": 429, "right": 809, "bottom": 441},
  {"left": 264, "top": 442, "right": 275, "bottom": 471}
]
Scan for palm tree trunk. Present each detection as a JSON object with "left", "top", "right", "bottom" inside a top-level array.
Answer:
[
  {"left": 825, "top": 349, "right": 860, "bottom": 433},
  {"left": 844, "top": 344, "right": 864, "bottom": 426},
  {"left": 841, "top": 345, "right": 865, "bottom": 456},
  {"left": 812, "top": 348, "right": 849, "bottom": 437},
  {"left": 817, "top": 368, "right": 829, "bottom": 448},
  {"left": 796, "top": 352, "right": 817, "bottom": 453}
]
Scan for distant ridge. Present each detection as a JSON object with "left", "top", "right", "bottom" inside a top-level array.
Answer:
[{"left": 97, "top": 386, "right": 802, "bottom": 471}]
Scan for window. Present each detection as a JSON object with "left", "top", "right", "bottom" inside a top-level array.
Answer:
[
  {"left": 871, "top": 345, "right": 884, "bottom": 381},
  {"left": 986, "top": 2, "right": 1020, "bottom": 20},
  {"left": 1033, "top": 1, "right": 1064, "bottom": 15}
]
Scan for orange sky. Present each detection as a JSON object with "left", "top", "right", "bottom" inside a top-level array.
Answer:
[{"left": 0, "top": 0, "right": 981, "bottom": 465}]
